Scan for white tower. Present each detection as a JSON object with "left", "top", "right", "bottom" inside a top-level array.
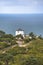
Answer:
[{"left": 15, "top": 28, "right": 24, "bottom": 37}]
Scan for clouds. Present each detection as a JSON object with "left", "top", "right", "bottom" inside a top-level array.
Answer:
[
  {"left": 0, "top": 0, "right": 43, "bottom": 13},
  {"left": 0, "top": 0, "right": 43, "bottom": 6}
]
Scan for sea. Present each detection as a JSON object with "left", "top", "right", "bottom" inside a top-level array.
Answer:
[{"left": 0, "top": 14, "right": 43, "bottom": 36}]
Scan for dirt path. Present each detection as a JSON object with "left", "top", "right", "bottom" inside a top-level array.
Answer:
[
  {"left": 17, "top": 41, "right": 32, "bottom": 47},
  {"left": 0, "top": 41, "right": 32, "bottom": 53},
  {"left": 0, "top": 44, "right": 17, "bottom": 53}
]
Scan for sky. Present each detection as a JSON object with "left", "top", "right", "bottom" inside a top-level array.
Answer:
[{"left": 0, "top": 0, "right": 43, "bottom": 14}]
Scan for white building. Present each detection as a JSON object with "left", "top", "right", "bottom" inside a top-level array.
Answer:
[{"left": 15, "top": 28, "right": 24, "bottom": 37}]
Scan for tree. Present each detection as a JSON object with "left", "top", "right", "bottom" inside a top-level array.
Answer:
[
  {"left": 0, "top": 30, "right": 5, "bottom": 37},
  {"left": 38, "top": 35, "right": 43, "bottom": 39},
  {"left": 24, "top": 38, "right": 29, "bottom": 43},
  {"left": 3, "top": 34, "right": 13, "bottom": 39},
  {"left": 29, "top": 32, "right": 36, "bottom": 39},
  {"left": 0, "top": 53, "right": 14, "bottom": 65},
  {"left": 16, "top": 34, "right": 23, "bottom": 39},
  {"left": 0, "top": 62, "right": 3, "bottom": 65},
  {"left": 21, "top": 56, "right": 41, "bottom": 65}
]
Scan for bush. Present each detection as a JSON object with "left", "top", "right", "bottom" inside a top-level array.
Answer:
[{"left": 0, "top": 42, "right": 10, "bottom": 49}]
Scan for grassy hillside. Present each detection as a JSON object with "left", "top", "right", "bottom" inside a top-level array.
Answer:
[
  {"left": 0, "top": 39, "right": 43, "bottom": 65},
  {"left": 0, "top": 31, "right": 43, "bottom": 65}
]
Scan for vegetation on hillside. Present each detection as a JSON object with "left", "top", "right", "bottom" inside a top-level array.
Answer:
[{"left": 0, "top": 30, "right": 43, "bottom": 65}]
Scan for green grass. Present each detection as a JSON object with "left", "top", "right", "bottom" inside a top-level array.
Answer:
[{"left": 0, "top": 38, "right": 43, "bottom": 65}]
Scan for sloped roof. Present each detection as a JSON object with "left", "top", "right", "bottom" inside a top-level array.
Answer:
[{"left": 16, "top": 28, "right": 24, "bottom": 31}]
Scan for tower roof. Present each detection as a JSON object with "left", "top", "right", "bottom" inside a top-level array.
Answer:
[{"left": 16, "top": 28, "right": 24, "bottom": 31}]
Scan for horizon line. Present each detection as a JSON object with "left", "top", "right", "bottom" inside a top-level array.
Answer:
[{"left": 0, "top": 13, "right": 43, "bottom": 14}]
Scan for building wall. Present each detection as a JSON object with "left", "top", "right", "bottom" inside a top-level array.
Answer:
[{"left": 15, "top": 31, "right": 24, "bottom": 36}]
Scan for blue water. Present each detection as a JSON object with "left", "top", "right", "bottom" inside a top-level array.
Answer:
[{"left": 0, "top": 14, "right": 43, "bottom": 36}]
